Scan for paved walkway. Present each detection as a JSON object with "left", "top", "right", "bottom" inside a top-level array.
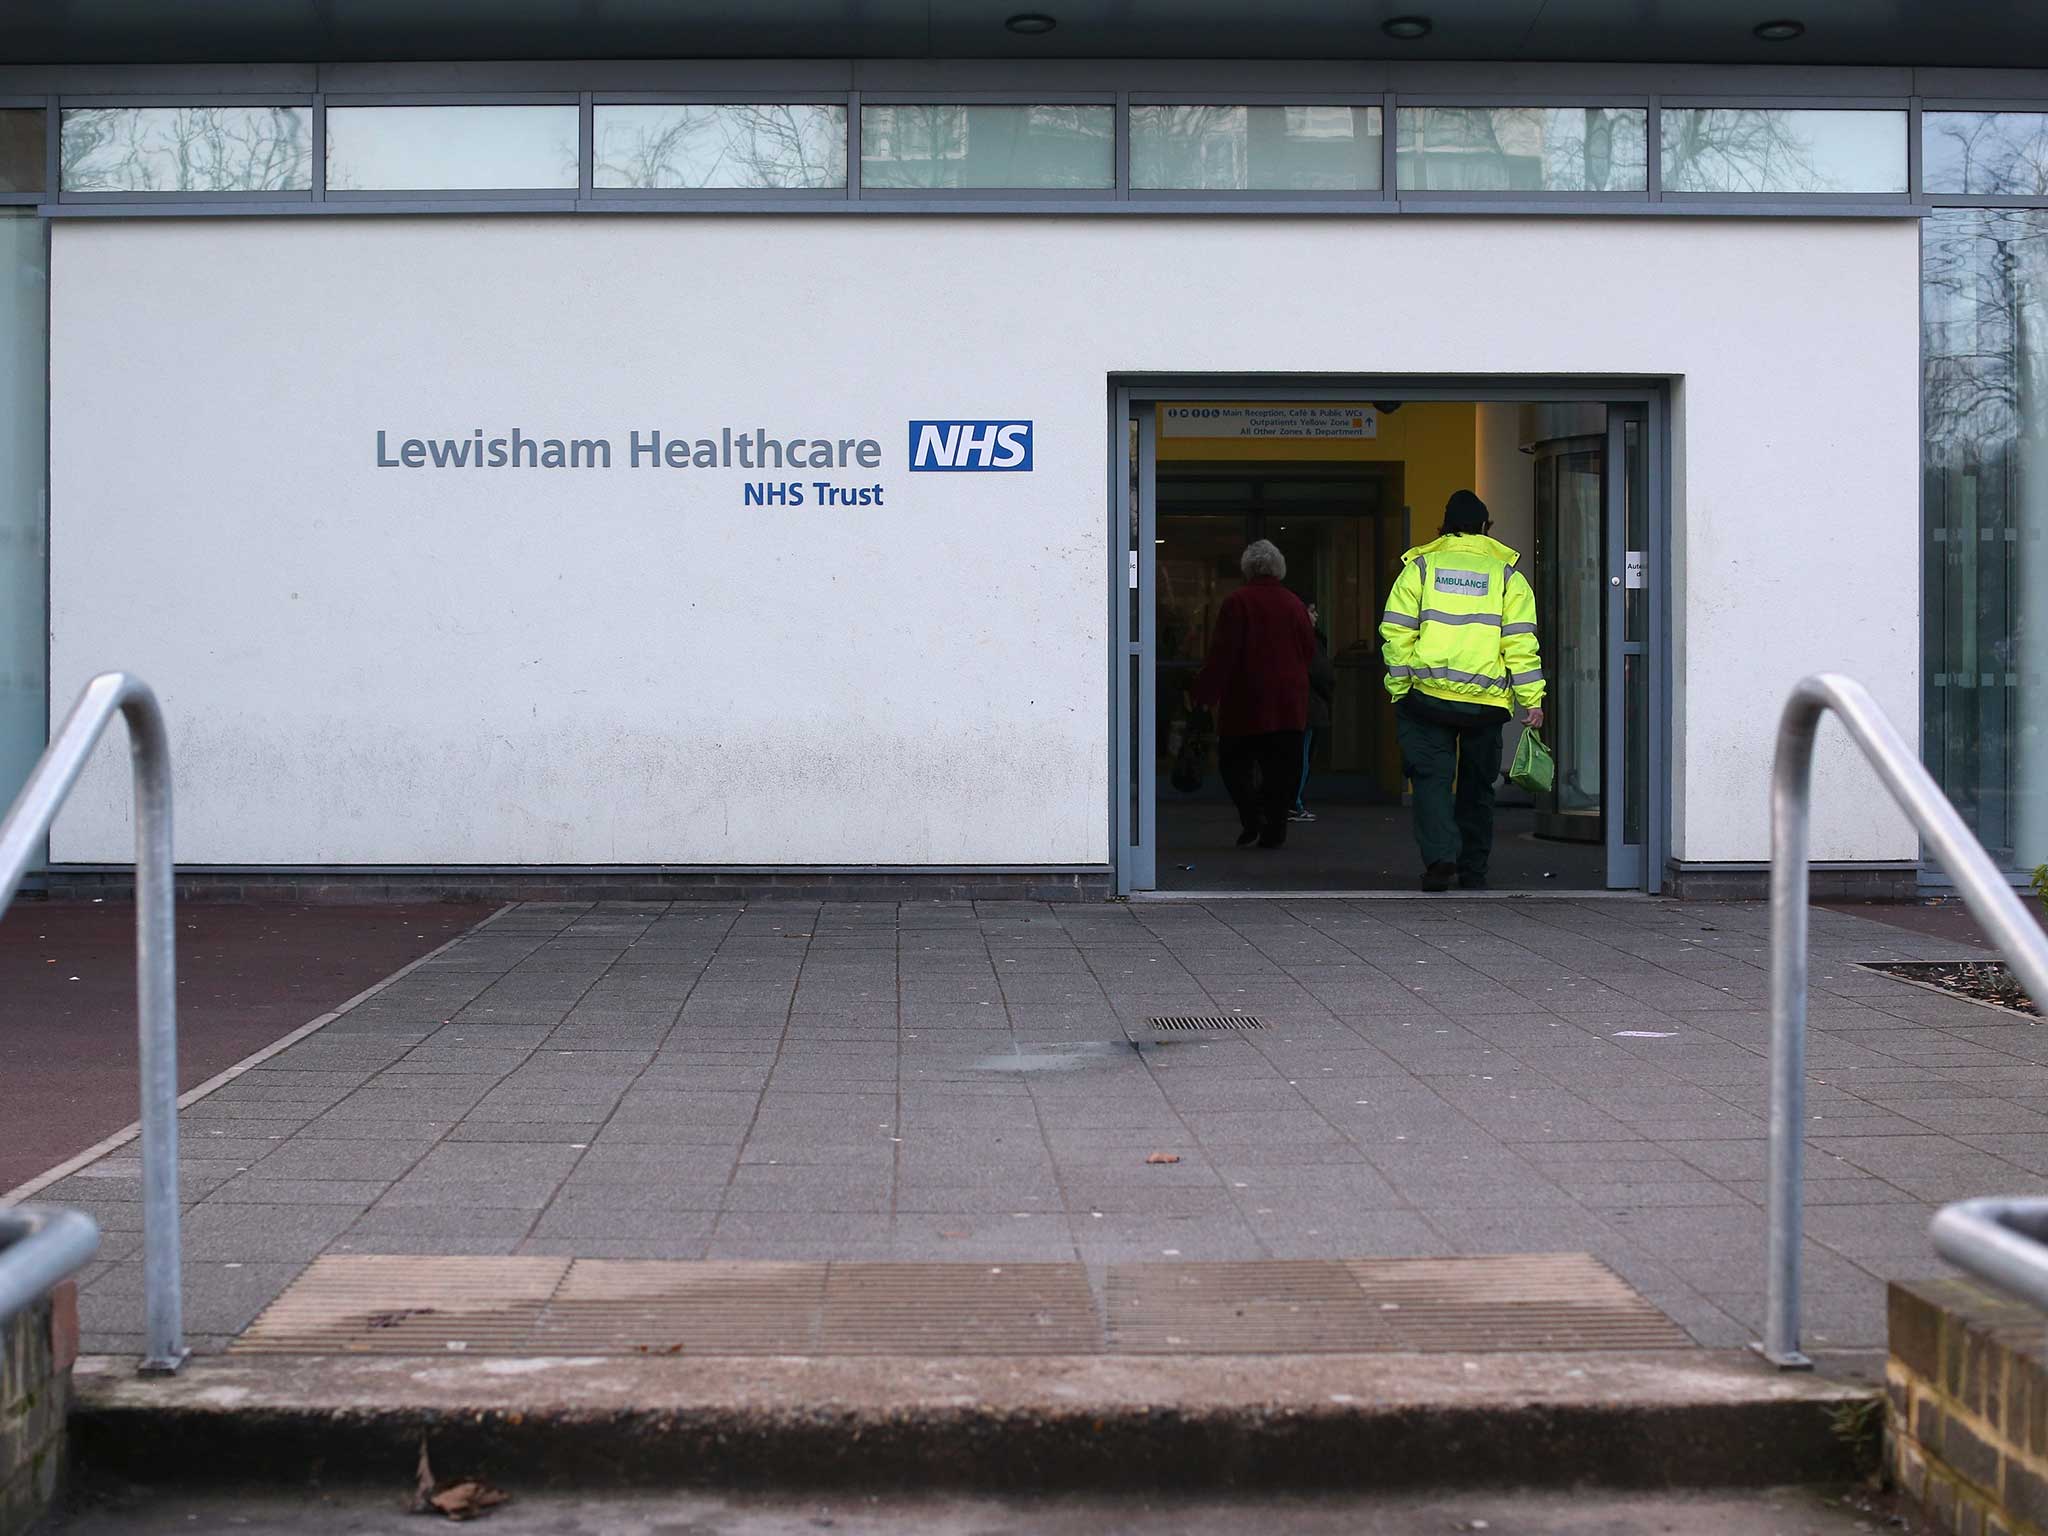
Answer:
[
  {"left": 0, "top": 901, "right": 493, "bottom": 1191},
  {"left": 40, "top": 897, "right": 2034, "bottom": 1358}
]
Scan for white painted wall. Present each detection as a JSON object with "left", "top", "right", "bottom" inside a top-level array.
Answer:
[{"left": 48, "top": 214, "right": 1921, "bottom": 867}]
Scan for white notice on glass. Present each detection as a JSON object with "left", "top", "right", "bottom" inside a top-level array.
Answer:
[{"left": 1161, "top": 406, "right": 1378, "bottom": 440}]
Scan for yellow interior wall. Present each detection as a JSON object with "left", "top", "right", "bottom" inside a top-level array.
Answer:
[{"left": 1154, "top": 401, "right": 1477, "bottom": 533}]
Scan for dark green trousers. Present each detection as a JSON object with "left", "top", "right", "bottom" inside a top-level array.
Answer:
[{"left": 1395, "top": 699, "right": 1506, "bottom": 879}]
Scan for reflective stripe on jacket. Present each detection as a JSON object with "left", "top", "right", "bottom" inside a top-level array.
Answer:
[{"left": 1378, "top": 533, "right": 1545, "bottom": 711}]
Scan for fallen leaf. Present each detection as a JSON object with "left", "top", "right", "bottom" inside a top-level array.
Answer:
[
  {"left": 412, "top": 1438, "right": 509, "bottom": 1521},
  {"left": 1145, "top": 1152, "right": 1181, "bottom": 1165},
  {"left": 430, "top": 1481, "right": 510, "bottom": 1521}
]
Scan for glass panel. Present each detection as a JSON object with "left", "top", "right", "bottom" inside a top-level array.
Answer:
[
  {"left": 593, "top": 104, "right": 845, "bottom": 190},
  {"left": 0, "top": 211, "right": 46, "bottom": 825},
  {"left": 1923, "top": 207, "right": 2048, "bottom": 871},
  {"left": 1131, "top": 106, "right": 1381, "bottom": 191},
  {"left": 1128, "top": 417, "right": 1140, "bottom": 639},
  {"left": 1553, "top": 450, "right": 1604, "bottom": 816},
  {"left": 860, "top": 105, "right": 1112, "bottom": 189},
  {"left": 326, "top": 106, "right": 579, "bottom": 192},
  {"left": 1395, "top": 107, "right": 1647, "bottom": 192},
  {"left": 0, "top": 111, "right": 44, "bottom": 193},
  {"left": 1624, "top": 652, "right": 1646, "bottom": 848},
  {"left": 1924, "top": 113, "right": 2048, "bottom": 198},
  {"left": 1262, "top": 478, "right": 1380, "bottom": 501},
  {"left": 61, "top": 107, "right": 311, "bottom": 192},
  {"left": 1660, "top": 108, "right": 1907, "bottom": 194},
  {"left": 1533, "top": 447, "right": 1604, "bottom": 837},
  {"left": 1157, "top": 479, "right": 1256, "bottom": 505}
]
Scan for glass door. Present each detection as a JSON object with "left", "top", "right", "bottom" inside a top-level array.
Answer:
[
  {"left": 1525, "top": 406, "right": 1653, "bottom": 888},
  {"left": 1532, "top": 438, "right": 1606, "bottom": 847}
]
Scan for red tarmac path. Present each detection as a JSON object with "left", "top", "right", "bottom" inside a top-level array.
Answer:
[{"left": 0, "top": 900, "right": 493, "bottom": 1193}]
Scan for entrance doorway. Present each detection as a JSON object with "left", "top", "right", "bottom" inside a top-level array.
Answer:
[{"left": 1113, "top": 389, "right": 1662, "bottom": 895}]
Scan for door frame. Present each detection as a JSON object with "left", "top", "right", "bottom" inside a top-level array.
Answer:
[{"left": 1110, "top": 377, "right": 1671, "bottom": 896}]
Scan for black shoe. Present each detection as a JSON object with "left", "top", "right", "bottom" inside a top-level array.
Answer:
[
  {"left": 1258, "top": 830, "right": 1287, "bottom": 849},
  {"left": 1459, "top": 874, "right": 1489, "bottom": 891},
  {"left": 1236, "top": 828, "right": 1260, "bottom": 847},
  {"left": 1422, "top": 862, "right": 1456, "bottom": 892}
]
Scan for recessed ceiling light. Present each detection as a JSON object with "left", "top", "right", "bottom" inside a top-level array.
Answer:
[
  {"left": 1382, "top": 15, "right": 1432, "bottom": 40},
  {"left": 1005, "top": 12, "right": 1057, "bottom": 34},
  {"left": 1753, "top": 18, "right": 1805, "bottom": 40}
]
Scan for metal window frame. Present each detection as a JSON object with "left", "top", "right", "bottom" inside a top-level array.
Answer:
[
  {"left": 1125, "top": 97, "right": 1388, "bottom": 199},
  {"left": 55, "top": 97, "right": 316, "bottom": 201},
  {"left": 322, "top": 96, "right": 582, "bottom": 198},
  {"left": 855, "top": 95, "right": 1119, "bottom": 197},
  {"left": 0, "top": 68, "right": 1966, "bottom": 217},
  {"left": 586, "top": 97, "right": 852, "bottom": 197}
]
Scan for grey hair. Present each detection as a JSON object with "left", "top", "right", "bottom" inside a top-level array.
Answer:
[{"left": 1241, "top": 539, "right": 1287, "bottom": 580}]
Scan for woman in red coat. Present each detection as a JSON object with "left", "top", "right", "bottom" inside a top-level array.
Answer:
[{"left": 1190, "top": 539, "right": 1317, "bottom": 849}]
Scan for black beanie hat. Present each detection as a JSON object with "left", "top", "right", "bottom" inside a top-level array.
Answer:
[{"left": 1444, "top": 489, "right": 1489, "bottom": 533}]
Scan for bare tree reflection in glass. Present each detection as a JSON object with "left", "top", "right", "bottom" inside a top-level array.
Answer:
[
  {"left": 595, "top": 105, "right": 846, "bottom": 190},
  {"left": 1922, "top": 208, "right": 2048, "bottom": 865},
  {"left": 1924, "top": 113, "right": 2048, "bottom": 198},
  {"left": 62, "top": 107, "right": 311, "bottom": 192},
  {"left": 1659, "top": 108, "right": 1846, "bottom": 192},
  {"left": 1395, "top": 108, "right": 1645, "bottom": 192}
]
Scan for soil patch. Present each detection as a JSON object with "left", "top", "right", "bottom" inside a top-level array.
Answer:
[{"left": 1868, "top": 959, "right": 2040, "bottom": 1018}]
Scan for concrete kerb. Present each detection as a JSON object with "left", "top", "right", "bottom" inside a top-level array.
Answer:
[{"left": 66, "top": 1349, "right": 1879, "bottom": 1493}]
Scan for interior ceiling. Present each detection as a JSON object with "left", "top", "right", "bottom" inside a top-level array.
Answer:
[{"left": 1, "top": 1, "right": 2039, "bottom": 69}]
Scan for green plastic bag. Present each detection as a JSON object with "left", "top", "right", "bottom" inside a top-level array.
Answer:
[{"left": 1509, "top": 728, "right": 1555, "bottom": 795}]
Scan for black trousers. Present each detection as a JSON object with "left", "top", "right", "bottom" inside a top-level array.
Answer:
[
  {"left": 1395, "top": 706, "right": 1506, "bottom": 879},
  {"left": 1218, "top": 730, "right": 1304, "bottom": 847}
]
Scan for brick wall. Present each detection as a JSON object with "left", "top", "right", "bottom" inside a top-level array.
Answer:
[
  {"left": 1889, "top": 1277, "right": 2048, "bottom": 1536},
  {"left": 0, "top": 1282, "right": 77, "bottom": 1536}
]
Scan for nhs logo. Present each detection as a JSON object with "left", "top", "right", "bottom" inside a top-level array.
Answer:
[{"left": 908, "top": 420, "right": 1033, "bottom": 472}]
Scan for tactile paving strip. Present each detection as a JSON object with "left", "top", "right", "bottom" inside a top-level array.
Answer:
[{"left": 236, "top": 1252, "right": 1687, "bottom": 1357}]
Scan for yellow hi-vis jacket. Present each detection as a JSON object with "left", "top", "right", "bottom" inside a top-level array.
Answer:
[{"left": 1379, "top": 533, "right": 1546, "bottom": 712}]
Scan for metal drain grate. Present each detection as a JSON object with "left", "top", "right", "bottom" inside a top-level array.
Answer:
[
  {"left": 1125, "top": 1013, "right": 1269, "bottom": 1045},
  {"left": 235, "top": 1255, "right": 570, "bottom": 1355},
  {"left": 237, "top": 1253, "right": 1687, "bottom": 1357}
]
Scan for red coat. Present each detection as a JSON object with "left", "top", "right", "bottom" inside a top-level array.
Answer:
[{"left": 1191, "top": 577, "right": 1316, "bottom": 737}]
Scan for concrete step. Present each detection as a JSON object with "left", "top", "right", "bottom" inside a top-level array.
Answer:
[{"left": 69, "top": 1348, "right": 1883, "bottom": 1493}]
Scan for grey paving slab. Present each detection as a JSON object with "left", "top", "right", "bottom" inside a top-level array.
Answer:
[{"left": 43, "top": 896, "right": 2048, "bottom": 1360}]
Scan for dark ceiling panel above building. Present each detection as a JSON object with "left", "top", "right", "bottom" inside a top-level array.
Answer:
[{"left": 0, "top": 0, "right": 2041, "bottom": 68}]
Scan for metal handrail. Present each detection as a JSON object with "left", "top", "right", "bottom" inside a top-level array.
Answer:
[
  {"left": 0, "top": 1205, "right": 100, "bottom": 1324},
  {"left": 0, "top": 673, "right": 185, "bottom": 1374},
  {"left": 1930, "top": 1197, "right": 2048, "bottom": 1311},
  {"left": 1763, "top": 673, "right": 2048, "bottom": 1368}
]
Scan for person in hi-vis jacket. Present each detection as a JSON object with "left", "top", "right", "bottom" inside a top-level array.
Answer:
[{"left": 1378, "top": 490, "right": 1546, "bottom": 892}]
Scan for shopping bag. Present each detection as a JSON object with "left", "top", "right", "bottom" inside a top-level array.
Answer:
[
  {"left": 1509, "top": 727, "right": 1555, "bottom": 795},
  {"left": 1171, "top": 708, "right": 1213, "bottom": 793}
]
